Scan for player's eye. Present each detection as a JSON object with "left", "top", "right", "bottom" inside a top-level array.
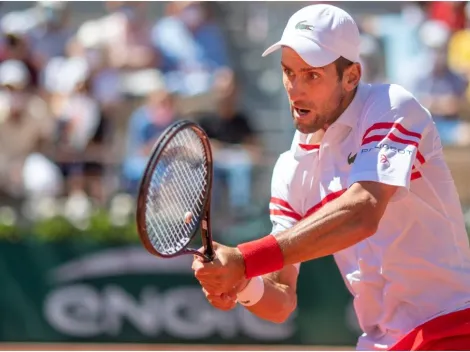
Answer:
[
  {"left": 307, "top": 72, "right": 319, "bottom": 80},
  {"left": 283, "top": 68, "right": 294, "bottom": 77}
]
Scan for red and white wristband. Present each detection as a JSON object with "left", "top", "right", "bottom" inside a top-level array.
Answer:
[
  {"left": 236, "top": 276, "right": 264, "bottom": 306},
  {"left": 236, "top": 234, "right": 285, "bottom": 306},
  {"left": 237, "top": 234, "right": 284, "bottom": 279}
]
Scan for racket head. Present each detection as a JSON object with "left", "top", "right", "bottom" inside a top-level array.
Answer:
[{"left": 135, "top": 120, "right": 213, "bottom": 259}]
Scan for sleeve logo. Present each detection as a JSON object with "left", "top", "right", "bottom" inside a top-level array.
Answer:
[{"left": 379, "top": 154, "right": 390, "bottom": 166}]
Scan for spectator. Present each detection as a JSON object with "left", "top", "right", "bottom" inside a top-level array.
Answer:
[
  {"left": 0, "top": 12, "right": 39, "bottom": 87},
  {"left": 0, "top": 60, "right": 60, "bottom": 198},
  {"left": 151, "top": 1, "right": 230, "bottom": 96},
  {"left": 358, "top": 31, "right": 386, "bottom": 84},
  {"left": 413, "top": 44, "right": 468, "bottom": 145},
  {"left": 99, "top": 1, "right": 158, "bottom": 71},
  {"left": 122, "top": 83, "right": 180, "bottom": 193},
  {"left": 46, "top": 57, "right": 103, "bottom": 201},
  {"left": 73, "top": 23, "right": 124, "bottom": 113},
  {"left": 427, "top": 1, "right": 467, "bottom": 32},
  {"left": 448, "top": 2, "right": 470, "bottom": 104},
  {"left": 29, "top": 1, "right": 73, "bottom": 70},
  {"left": 196, "top": 69, "right": 260, "bottom": 215},
  {"left": 361, "top": 2, "right": 429, "bottom": 90}
]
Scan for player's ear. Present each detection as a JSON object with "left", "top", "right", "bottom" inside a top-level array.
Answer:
[{"left": 344, "top": 62, "right": 361, "bottom": 92}]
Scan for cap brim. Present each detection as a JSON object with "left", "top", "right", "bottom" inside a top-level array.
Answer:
[{"left": 262, "top": 35, "right": 340, "bottom": 68}]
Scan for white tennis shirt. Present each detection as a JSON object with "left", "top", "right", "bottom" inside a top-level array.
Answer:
[{"left": 269, "top": 83, "right": 470, "bottom": 350}]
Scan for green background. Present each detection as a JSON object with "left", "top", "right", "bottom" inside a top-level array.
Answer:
[{"left": 0, "top": 241, "right": 360, "bottom": 346}]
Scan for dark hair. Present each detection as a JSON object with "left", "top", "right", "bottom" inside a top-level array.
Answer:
[{"left": 334, "top": 56, "right": 354, "bottom": 80}]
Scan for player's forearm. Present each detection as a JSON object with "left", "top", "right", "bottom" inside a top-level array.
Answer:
[
  {"left": 275, "top": 190, "right": 377, "bottom": 266},
  {"left": 243, "top": 275, "right": 297, "bottom": 324}
]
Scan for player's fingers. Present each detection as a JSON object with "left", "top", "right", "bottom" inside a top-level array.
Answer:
[
  {"left": 191, "top": 259, "right": 204, "bottom": 271},
  {"left": 191, "top": 260, "right": 215, "bottom": 275},
  {"left": 199, "top": 280, "right": 223, "bottom": 295},
  {"left": 202, "top": 286, "right": 229, "bottom": 301},
  {"left": 193, "top": 267, "right": 217, "bottom": 281},
  {"left": 193, "top": 254, "right": 204, "bottom": 262},
  {"left": 193, "top": 261, "right": 226, "bottom": 278},
  {"left": 203, "top": 287, "right": 226, "bottom": 298},
  {"left": 206, "top": 294, "right": 237, "bottom": 311},
  {"left": 196, "top": 242, "right": 220, "bottom": 255},
  {"left": 203, "top": 287, "right": 231, "bottom": 301},
  {"left": 197, "top": 274, "right": 232, "bottom": 290},
  {"left": 198, "top": 276, "right": 236, "bottom": 294}
]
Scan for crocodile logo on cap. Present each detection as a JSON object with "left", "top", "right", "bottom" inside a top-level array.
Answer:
[{"left": 295, "top": 20, "right": 315, "bottom": 31}]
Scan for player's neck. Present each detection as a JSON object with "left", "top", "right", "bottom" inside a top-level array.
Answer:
[
  {"left": 322, "top": 86, "right": 358, "bottom": 130},
  {"left": 307, "top": 87, "right": 358, "bottom": 146},
  {"left": 307, "top": 129, "right": 326, "bottom": 145}
]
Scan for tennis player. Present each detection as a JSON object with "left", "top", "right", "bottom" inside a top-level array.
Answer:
[{"left": 192, "top": 4, "right": 470, "bottom": 351}]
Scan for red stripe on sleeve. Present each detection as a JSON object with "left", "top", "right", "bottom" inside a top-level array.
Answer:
[
  {"left": 361, "top": 133, "right": 426, "bottom": 165},
  {"left": 270, "top": 209, "right": 302, "bottom": 222},
  {"left": 270, "top": 197, "right": 296, "bottom": 212},
  {"left": 411, "top": 171, "right": 422, "bottom": 181},
  {"left": 361, "top": 134, "right": 388, "bottom": 146},
  {"left": 304, "top": 189, "right": 347, "bottom": 218},
  {"left": 387, "top": 133, "right": 420, "bottom": 148},
  {"left": 361, "top": 133, "right": 420, "bottom": 148},
  {"left": 416, "top": 151, "right": 425, "bottom": 164},
  {"left": 362, "top": 122, "right": 422, "bottom": 141}
]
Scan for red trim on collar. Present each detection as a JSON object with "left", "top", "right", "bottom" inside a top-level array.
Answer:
[{"left": 299, "top": 143, "right": 320, "bottom": 151}]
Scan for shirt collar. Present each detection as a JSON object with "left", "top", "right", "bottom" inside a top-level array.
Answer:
[
  {"left": 333, "top": 82, "right": 370, "bottom": 128},
  {"left": 290, "top": 82, "right": 370, "bottom": 157}
]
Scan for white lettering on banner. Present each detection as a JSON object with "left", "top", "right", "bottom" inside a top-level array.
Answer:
[
  {"left": 102, "top": 285, "right": 163, "bottom": 336},
  {"left": 44, "top": 285, "right": 101, "bottom": 337},
  {"left": 44, "top": 284, "right": 295, "bottom": 340}
]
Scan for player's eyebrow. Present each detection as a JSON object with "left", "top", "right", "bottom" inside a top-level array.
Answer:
[{"left": 281, "top": 61, "right": 325, "bottom": 73}]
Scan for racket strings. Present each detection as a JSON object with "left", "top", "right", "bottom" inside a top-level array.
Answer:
[{"left": 145, "top": 128, "right": 208, "bottom": 255}]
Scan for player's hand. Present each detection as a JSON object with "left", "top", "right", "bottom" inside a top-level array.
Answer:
[
  {"left": 192, "top": 242, "right": 246, "bottom": 295},
  {"left": 201, "top": 288, "right": 237, "bottom": 311}
]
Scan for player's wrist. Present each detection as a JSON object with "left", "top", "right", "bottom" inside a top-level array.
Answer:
[
  {"left": 236, "top": 276, "right": 265, "bottom": 306},
  {"left": 237, "top": 234, "right": 284, "bottom": 279},
  {"left": 233, "top": 246, "right": 247, "bottom": 280}
]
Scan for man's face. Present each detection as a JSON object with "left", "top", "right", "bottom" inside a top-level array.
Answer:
[{"left": 281, "top": 47, "right": 347, "bottom": 134}]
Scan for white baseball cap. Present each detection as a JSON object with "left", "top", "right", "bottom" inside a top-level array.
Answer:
[{"left": 262, "top": 4, "right": 361, "bottom": 67}]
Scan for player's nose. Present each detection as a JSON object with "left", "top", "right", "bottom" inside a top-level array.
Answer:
[{"left": 287, "top": 81, "right": 307, "bottom": 103}]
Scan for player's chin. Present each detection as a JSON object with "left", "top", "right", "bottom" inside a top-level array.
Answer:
[{"left": 294, "top": 118, "right": 318, "bottom": 134}]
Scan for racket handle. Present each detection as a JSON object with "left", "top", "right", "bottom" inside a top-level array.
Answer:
[
  {"left": 204, "top": 242, "right": 215, "bottom": 262},
  {"left": 201, "top": 219, "right": 215, "bottom": 262}
]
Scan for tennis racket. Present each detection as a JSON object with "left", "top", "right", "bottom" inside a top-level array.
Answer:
[{"left": 136, "top": 120, "right": 215, "bottom": 262}]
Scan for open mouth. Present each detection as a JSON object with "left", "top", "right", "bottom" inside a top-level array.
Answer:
[{"left": 294, "top": 107, "right": 311, "bottom": 117}]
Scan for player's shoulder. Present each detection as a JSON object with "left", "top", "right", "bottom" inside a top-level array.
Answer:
[
  {"left": 271, "top": 150, "right": 297, "bottom": 184},
  {"left": 364, "top": 83, "right": 432, "bottom": 122},
  {"left": 273, "top": 150, "right": 296, "bottom": 172}
]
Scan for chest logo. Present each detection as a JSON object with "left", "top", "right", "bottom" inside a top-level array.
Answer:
[{"left": 347, "top": 152, "right": 357, "bottom": 165}]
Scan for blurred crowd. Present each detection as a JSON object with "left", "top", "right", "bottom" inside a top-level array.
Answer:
[
  {"left": 0, "top": 1, "right": 470, "bottom": 228},
  {"left": 359, "top": 1, "right": 470, "bottom": 146},
  {"left": 0, "top": 1, "right": 261, "bottom": 226}
]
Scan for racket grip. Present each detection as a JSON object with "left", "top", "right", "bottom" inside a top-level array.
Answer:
[
  {"left": 201, "top": 219, "right": 215, "bottom": 262},
  {"left": 204, "top": 244, "right": 215, "bottom": 262}
]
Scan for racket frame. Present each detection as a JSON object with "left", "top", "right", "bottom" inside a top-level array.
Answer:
[{"left": 136, "top": 120, "right": 215, "bottom": 261}]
